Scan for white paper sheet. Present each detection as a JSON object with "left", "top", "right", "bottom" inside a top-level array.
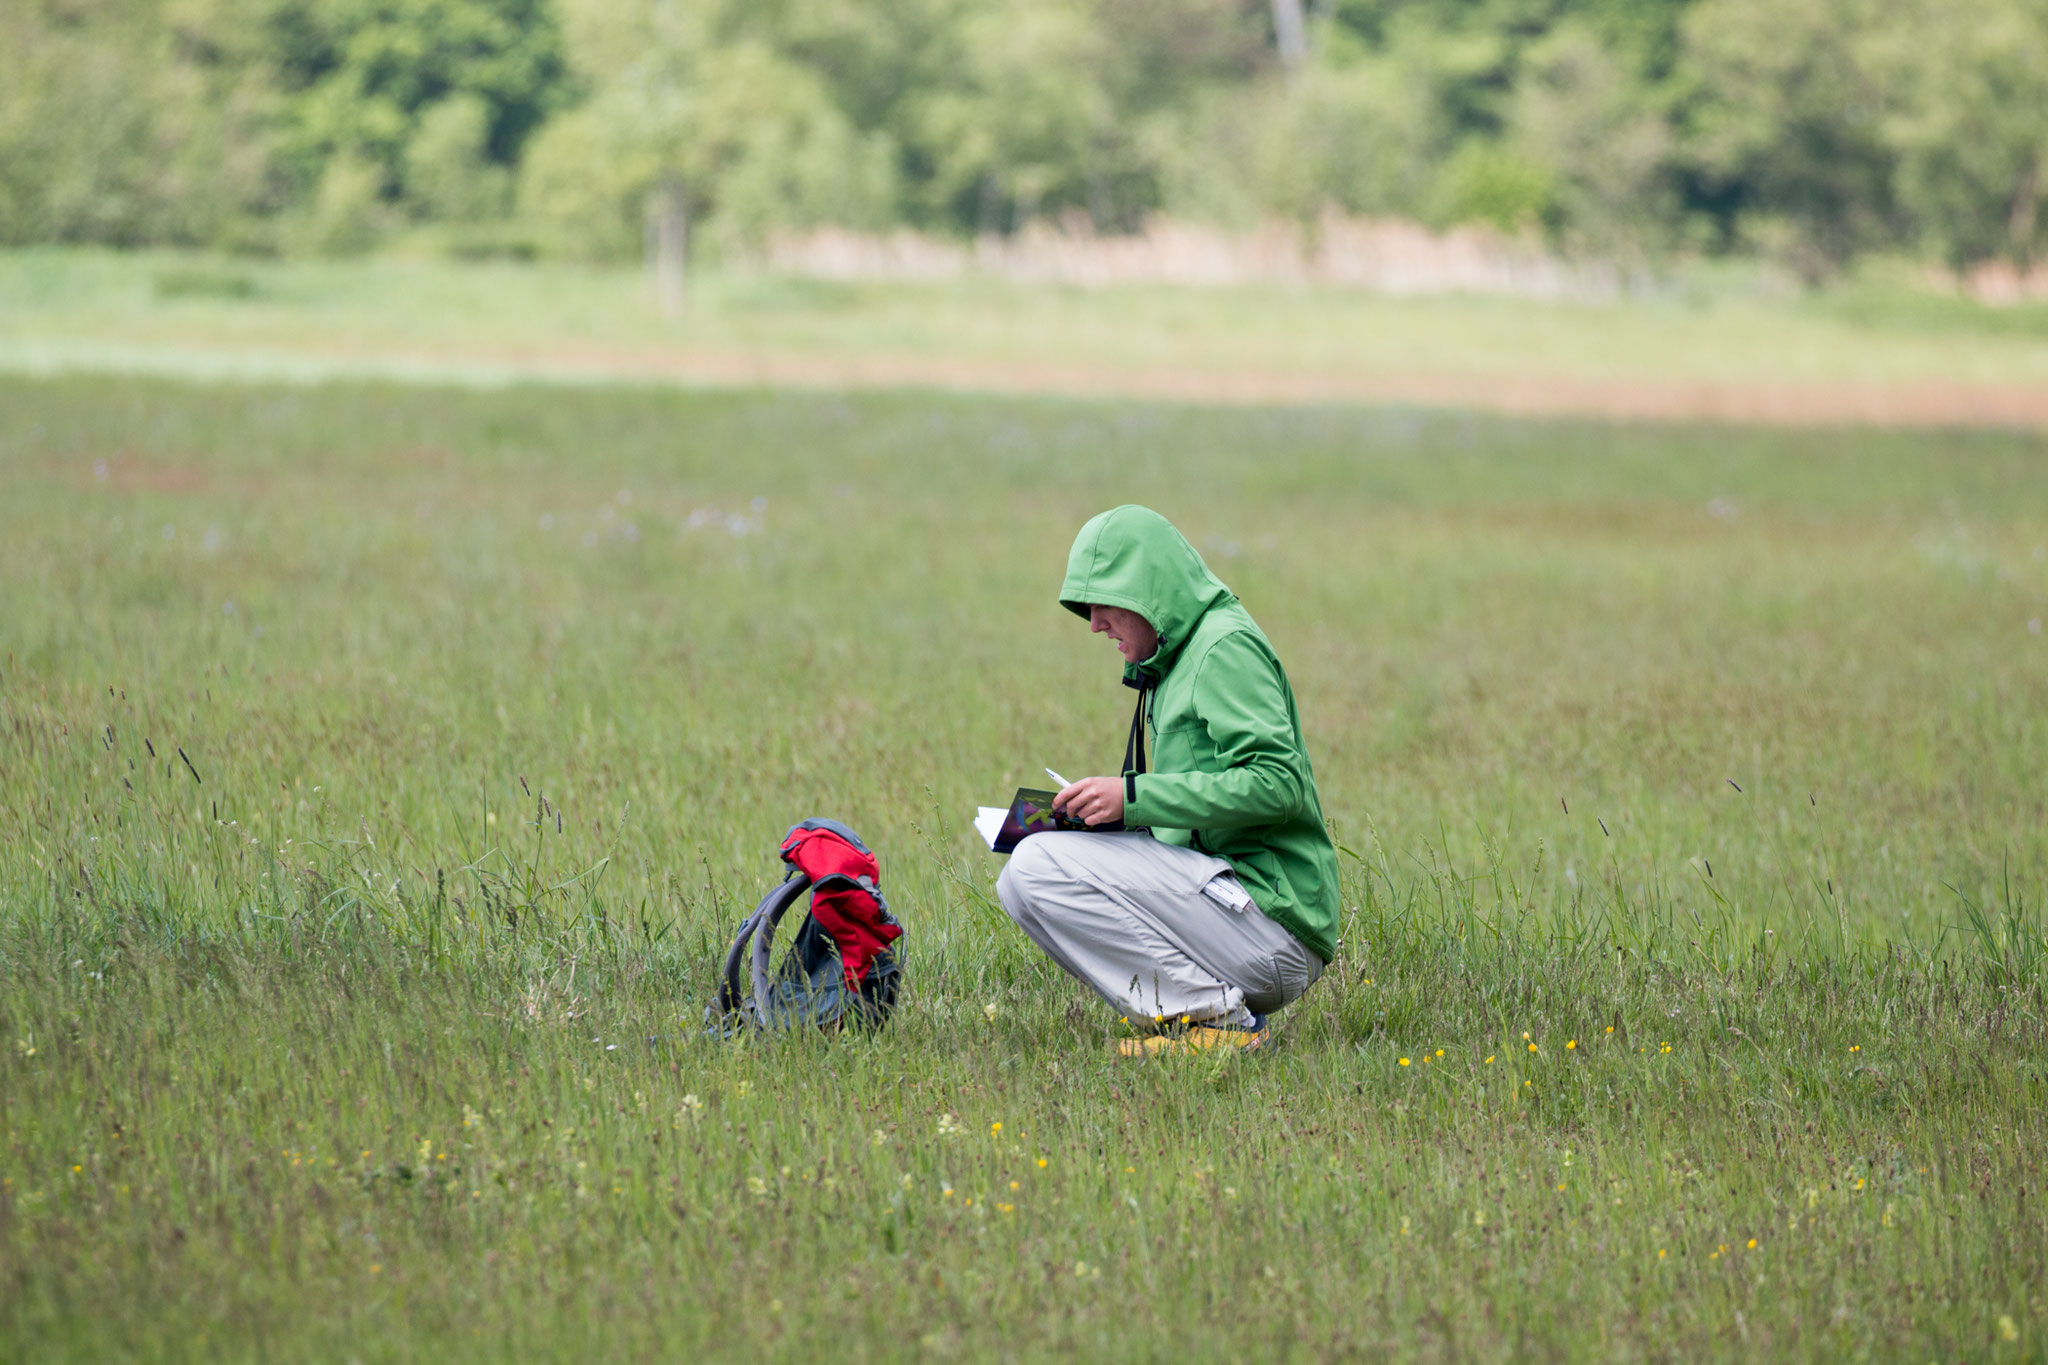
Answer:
[{"left": 973, "top": 806, "right": 1008, "bottom": 852}]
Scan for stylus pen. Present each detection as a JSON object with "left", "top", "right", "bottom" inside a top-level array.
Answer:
[{"left": 1046, "top": 768, "right": 1072, "bottom": 788}]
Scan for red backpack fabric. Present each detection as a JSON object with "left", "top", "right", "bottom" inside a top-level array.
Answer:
[{"left": 778, "top": 820, "right": 903, "bottom": 990}]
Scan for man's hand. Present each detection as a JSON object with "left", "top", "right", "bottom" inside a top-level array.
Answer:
[{"left": 1053, "top": 776, "right": 1125, "bottom": 828}]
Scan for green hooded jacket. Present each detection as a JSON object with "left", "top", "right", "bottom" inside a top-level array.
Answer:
[{"left": 1060, "top": 505, "right": 1340, "bottom": 963}]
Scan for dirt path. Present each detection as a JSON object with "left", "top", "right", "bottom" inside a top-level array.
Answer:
[
  {"left": 447, "top": 342, "right": 2048, "bottom": 429},
  {"left": 14, "top": 337, "right": 2048, "bottom": 428}
]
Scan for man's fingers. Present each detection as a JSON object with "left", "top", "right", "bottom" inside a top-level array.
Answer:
[
  {"left": 1054, "top": 777, "right": 1116, "bottom": 823},
  {"left": 1047, "top": 778, "right": 1125, "bottom": 826},
  {"left": 1067, "top": 778, "right": 1118, "bottom": 826}
]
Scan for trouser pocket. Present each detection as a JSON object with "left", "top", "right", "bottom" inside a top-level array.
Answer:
[{"left": 1199, "top": 872, "right": 1255, "bottom": 913}]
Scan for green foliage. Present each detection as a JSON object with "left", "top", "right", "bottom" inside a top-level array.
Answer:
[
  {"left": 0, "top": 0, "right": 2044, "bottom": 273},
  {"left": 1430, "top": 142, "right": 1555, "bottom": 233},
  {"left": 263, "top": 0, "right": 570, "bottom": 192},
  {"left": 903, "top": 1, "right": 1117, "bottom": 230},
  {"left": 405, "top": 93, "right": 512, "bottom": 222},
  {"left": 1869, "top": 0, "right": 2048, "bottom": 270},
  {"left": 0, "top": 0, "right": 283, "bottom": 248},
  {"left": 1253, "top": 57, "right": 1451, "bottom": 223},
  {"left": 292, "top": 152, "right": 390, "bottom": 254},
  {"left": 0, "top": 0, "right": 565, "bottom": 251},
  {"left": 514, "top": 103, "right": 642, "bottom": 262},
  {"left": 1507, "top": 22, "right": 1673, "bottom": 252},
  {"left": 1677, "top": 0, "right": 1897, "bottom": 277},
  {"left": 536, "top": 3, "right": 898, "bottom": 262}
]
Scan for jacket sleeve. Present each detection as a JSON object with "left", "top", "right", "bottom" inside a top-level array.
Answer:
[{"left": 1122, "top": 632, "right": 1307, "bottom": 831}]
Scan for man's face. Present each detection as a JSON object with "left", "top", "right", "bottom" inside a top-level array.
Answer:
[{"left": 1088, "top": 604, "right": 1159, "bottom": 665}]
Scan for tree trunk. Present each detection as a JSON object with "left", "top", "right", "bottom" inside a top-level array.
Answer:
[
  {"left": 1271, "top": 0, "right": 1308, "bottom": 74},
  {"left": 2010, "top": 157, "right": 2039, "bottom": 273},
  {"left": 647, "top": 175, "right": 688, "bottom": 317}
]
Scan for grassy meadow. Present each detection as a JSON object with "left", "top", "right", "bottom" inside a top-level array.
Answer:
[
  {"left": 3, "top": 371, "right": 2048, "bottom": 1360},
  {"left": 5, "top": 249, "right": 2048, "bottom": 414}
]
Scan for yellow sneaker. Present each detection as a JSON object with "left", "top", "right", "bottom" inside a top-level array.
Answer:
[{"left": 1114, "top": 1014, "right": 1268, "bottom": 1058}]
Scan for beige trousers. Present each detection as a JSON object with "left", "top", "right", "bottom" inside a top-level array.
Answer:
[{"left": 995, "top": 831, "right": 1323, "bottom": 1025}]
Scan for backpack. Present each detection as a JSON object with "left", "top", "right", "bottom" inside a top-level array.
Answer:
[{"left": 707, "top": 818, "right": 904, "bottom": 1034}]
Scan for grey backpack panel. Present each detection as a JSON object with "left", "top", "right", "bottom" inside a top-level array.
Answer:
[{"left": 706, "top": 873, "right": 900, "bottom": 1036}]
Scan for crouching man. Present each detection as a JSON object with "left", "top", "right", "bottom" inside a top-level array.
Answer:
[{"left": 997, "top": 504, "right": 1339, "bottom": 1055}]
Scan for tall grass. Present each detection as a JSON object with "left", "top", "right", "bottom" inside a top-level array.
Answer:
[{"left": 3, "top": 375, "right": 2046, "bottom": 1359}]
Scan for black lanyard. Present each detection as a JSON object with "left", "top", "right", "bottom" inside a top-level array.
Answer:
[{"left": 1122, "top": 684, "right": 1150, "bottom": 777}]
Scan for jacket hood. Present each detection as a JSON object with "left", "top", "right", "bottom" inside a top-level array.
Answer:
[{"left": 1060, "top": 505, "right": 1235, "bottom": 680}]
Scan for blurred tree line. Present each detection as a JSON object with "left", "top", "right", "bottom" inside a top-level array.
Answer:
[{"left": 2, "top": 0, "right": 2043, "bottom": 278}]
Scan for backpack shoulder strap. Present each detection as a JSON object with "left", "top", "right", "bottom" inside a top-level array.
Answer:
[
  {"left": 747, "top": 872, "right": 817, "bottom": 1024},
  {"left": 715, "top": 874, "right": 810, "bottom": 1023}
]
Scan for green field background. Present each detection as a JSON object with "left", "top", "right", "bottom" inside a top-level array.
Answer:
[
  {"left": 6, "top": 250, "right": 2048, "bottom": 397},
  {"left": 4, "top": 374, "right": 2046, "bottom": 1360}
]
